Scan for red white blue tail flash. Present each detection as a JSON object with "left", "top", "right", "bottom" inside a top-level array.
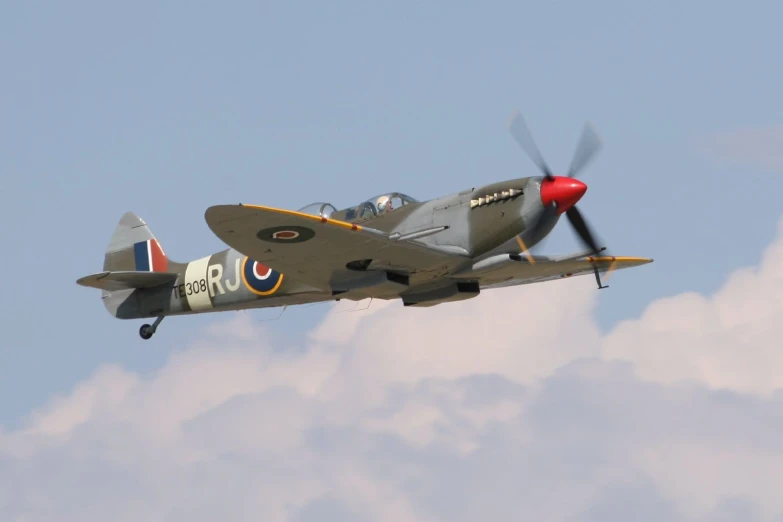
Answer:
[{"left": 133, "top": 239, "right": 168, "bottom": 272}]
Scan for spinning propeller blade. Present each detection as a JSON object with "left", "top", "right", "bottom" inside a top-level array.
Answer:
[
  {"left": 508, "top": 111, "right": 607, "bottom": 256},
  {"left": 567, "top": 122, "right": 603, "bottom": 178},
  {"left": 565, "top": 206, "right": 601, "bottom": 255},
  {"left": 507, "top": 110, "right": 554, "bottom": 180}
]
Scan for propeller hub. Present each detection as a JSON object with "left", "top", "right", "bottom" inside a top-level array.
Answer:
[{"left": 540, "top": 176, "right": 587, "bottom": 214}]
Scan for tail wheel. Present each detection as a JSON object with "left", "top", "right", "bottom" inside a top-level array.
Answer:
[{"left": 139, "top": 324, "right": 153, "bottom": 340}]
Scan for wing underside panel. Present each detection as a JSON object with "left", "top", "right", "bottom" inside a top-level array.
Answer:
[{"left": 472, "top": 256, "right": 652, "bottom": 290}]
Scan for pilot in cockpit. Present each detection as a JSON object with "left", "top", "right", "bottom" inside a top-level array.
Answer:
[{"left": 376, "top": 195, "right": 392, "bottom": 214}]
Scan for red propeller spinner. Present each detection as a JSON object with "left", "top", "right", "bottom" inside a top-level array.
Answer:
[
  {"left": 507, "top": 110, "right": 603, "bottom": 254},
  {"left": 540, "top": 176, "right": 587, "bottom": 214}
]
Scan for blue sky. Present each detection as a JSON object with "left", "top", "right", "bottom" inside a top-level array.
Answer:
[
  {"left": 5, "top": 3, "right": 783, "bottom": 520},
  {"left": 2, "top": 0, "right": 782, "bottom": 426}
]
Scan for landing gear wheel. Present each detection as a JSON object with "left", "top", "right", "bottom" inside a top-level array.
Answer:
[
  {"left": 138, "top": 316, "right": 164, "bottom": 340},
  {"left": 139, "top": 324, "right": 154, "bottom": 340}
]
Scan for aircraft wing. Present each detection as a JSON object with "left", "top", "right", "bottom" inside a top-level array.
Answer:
[
  {"left": 205, "top": 204, "right": 465, "bottom": 288},
  {"left": 456, "top": 254, "right": 653, "bottom": 290}
]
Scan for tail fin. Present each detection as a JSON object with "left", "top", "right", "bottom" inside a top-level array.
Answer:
[
  {"left": 103, "top": 212, "right": 170, "bottom": 273},
  {"left": 77, "top": 212, "right": 180, "bottom": 318}
]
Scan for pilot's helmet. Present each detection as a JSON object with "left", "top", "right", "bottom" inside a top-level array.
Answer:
[{"left": 376, "top": 195, "right": 390, "bottom": 212}]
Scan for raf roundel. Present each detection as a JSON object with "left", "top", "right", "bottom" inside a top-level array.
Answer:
[
  {"left": 272, "top": 230, "right": 299, "bottom": 240},
  {"left": 257, "top": 225, "right": 315, "bottom": 244},
  {"left": 241, "top": 257, "right": 284, "bottom": 296}
]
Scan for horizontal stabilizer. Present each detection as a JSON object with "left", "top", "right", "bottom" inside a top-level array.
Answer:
[{"left": 76, "top": 271, "right": 178, "bottom": 291}]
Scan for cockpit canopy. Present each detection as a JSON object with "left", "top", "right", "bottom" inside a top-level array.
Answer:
[
  {"left": 299, "top": 193, "right": 418, "bottom": 223},
  {"left": 297, "top": 202, "right": 338, "bottom": 219},
  {"left": 335, "top": 192, "right": 418, "bottom": 222}
]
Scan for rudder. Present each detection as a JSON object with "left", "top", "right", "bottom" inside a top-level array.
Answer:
[{"left": 104, "top": 212, "right": 170, "bottom": 273}]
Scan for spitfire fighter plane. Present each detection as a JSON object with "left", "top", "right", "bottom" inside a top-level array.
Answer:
[{"left": 77, "top": 113, "right": 652, "bottom": 339}]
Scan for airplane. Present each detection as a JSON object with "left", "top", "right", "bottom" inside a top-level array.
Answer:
[{"left": 77, "top": 112, "right": 653, "bottom": 340}]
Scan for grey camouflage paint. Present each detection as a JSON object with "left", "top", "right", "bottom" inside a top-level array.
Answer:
[{"left": 94, "top": 175, "right": 647, "bottom": 318}]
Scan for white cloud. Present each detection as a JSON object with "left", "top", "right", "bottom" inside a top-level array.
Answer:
[
  {"left": 3, "top": 216, "right": 783, "bottom": 521},
  {"left": 602, "top": 215, "right": 783, "bottom": 395}
]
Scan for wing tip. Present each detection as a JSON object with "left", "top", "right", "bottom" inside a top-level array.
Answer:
[{"left": 589, "top": 256, "right": 653, "bottom": 264}]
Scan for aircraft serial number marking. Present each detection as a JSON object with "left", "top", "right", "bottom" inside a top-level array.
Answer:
[
  {"left": 170, "top": 259, "right": 242, "bottom": 302},
  {"left": 171, "top": 279, "right": 208, "bottom": 299}
]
